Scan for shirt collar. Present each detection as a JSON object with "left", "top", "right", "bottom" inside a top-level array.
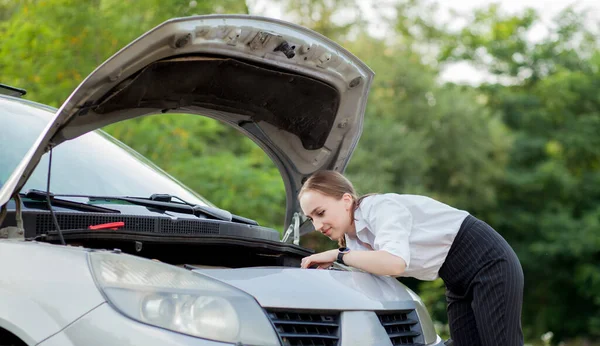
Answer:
[{"left": 352, "top": 204, "right": 369, "bottom": 235}]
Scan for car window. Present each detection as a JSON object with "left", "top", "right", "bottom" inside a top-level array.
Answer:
[{"left": 0, "top": 96, "right": 212, "bottom": 207}]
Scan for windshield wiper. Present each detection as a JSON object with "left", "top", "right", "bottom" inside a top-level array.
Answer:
[
  {"left": 22, "top": 190, "right": 121, "bottom": 214},
  {"left": 147, "top": 194, "right": 259, "bottom": 225},
  {"left": 51, "top": 193, "right": 258, "bottom": 225},
  {"left": 124, "top": 195, "right": 232, "bottom": 221}
]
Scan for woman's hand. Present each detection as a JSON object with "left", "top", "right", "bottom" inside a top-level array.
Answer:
[
  {"left": 301, "top": 249, "right": 338, "bottom": 269},
  {"left": 300, "top": 249, "right": 407, "bottom": 276}
]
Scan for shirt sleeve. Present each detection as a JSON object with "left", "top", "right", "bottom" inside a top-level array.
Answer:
[{"left": 363, "top": 195, "right": 413, "bottom": 269}]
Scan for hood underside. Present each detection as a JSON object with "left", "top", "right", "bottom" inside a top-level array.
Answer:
[
  {"left": 92, "top": 56, "right": 339, "bottom": 150},
  {"left": 0, "top": 15, "right": 374, "bottom": 231}
]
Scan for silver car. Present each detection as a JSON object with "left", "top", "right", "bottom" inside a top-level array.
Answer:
[{"left": 0, "top": 15, "right": 446, "bottom": 346}]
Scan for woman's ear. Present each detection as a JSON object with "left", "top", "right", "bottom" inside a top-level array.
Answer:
[{"left": 342, "top": 193, "right": 354, "bottom": 210}]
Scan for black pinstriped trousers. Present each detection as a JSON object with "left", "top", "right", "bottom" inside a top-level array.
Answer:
[{"left": 438, "top": 215, "right": 524, "bottom": 346}]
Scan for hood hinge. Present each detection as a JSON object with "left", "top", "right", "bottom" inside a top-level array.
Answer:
[
  {"left": 0, "top": 193, "right": 24, "bottom": 240},
  {"left": 281, "top": 211, "right": 300, "bottom": 245}
]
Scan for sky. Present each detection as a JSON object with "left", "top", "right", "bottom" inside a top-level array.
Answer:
[{"left": 249, "top": 0, "right": 600, "bottom": 84}]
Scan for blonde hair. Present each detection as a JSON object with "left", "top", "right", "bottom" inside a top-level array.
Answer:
[{"left": 299, "top": 170, "right": 372, "bottom": 247}]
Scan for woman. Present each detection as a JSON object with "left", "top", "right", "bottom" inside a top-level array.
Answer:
[{"left": 299, "top": 170, "right": 524, "bottom": 346}]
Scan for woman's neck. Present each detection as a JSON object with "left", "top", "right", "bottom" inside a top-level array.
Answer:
[
  {"left": 345, "top": 221, "right": 357, "bottom": 239},
  {"left": 345, "top": 199, "right": 358, "bottom": 238}
]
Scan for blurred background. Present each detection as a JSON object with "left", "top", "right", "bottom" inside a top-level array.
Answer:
[{"left": 1, "top": 0, "right": 599, "bottom": 345}]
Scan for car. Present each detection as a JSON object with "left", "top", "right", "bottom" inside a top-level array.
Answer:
[{"left": 0, "top": 15, "right": 447, "bottom": 346}]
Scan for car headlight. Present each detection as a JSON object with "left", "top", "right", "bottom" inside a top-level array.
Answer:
[{"left": 88, "top": 252, "right": 280, "bottom": 346}]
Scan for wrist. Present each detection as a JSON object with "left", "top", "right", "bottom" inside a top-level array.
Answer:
[{"left": 336, "top": 247, "right": 351, "bottom": 265}]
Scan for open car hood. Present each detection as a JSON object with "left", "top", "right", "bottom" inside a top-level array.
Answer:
[{"left": 0, "top": 15, "right": 373, "bottom": 231}]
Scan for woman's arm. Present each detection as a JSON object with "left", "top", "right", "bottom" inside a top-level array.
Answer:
[
  {"left": 301, "top": 249, "right": 406, "bottom": 276},
  {"left": 342, "top": 250, "right": 406, "bottom": 276}
]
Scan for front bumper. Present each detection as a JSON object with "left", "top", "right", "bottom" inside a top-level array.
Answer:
[{"left": 38, "top": 302, "right": 446, "bottom": 346}]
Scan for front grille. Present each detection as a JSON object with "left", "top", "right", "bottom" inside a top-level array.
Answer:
[
  {"left": 267, "top": 310, "right": 340, "bottom": 346},
  {"left": 377, "top": 310, "right": 422, "bottom": 345}
]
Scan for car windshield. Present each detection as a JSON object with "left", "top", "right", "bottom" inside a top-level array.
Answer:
[{"left": 0, "top": 96, "right": 211, "bottom": 207}]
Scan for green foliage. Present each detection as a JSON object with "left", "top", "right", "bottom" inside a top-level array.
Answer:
[
  {"left": 104, "top": 114, "right": 286, "bottom": 229},
  {"left": 418, "top": 278, "right": 450, "bottom": 338},
  {"left": 342, "top": 35, "right": 511, "bottom": 215},
  {"left": 277, "top": 0, "right": 366, "bottom": 42},
  {"left": 0, "top": 0, "right": 248, "bottom": 106}
]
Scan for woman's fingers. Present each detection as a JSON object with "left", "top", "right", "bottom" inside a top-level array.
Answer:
[
  {"left": 301, "top": 256, "right": 324, "bottom": 269},
  {"left": 301, "top": 254, "right": 334, "bottom": 269},
  {"left": 301, "top": 256, "right": 313, "bottom": 268}
]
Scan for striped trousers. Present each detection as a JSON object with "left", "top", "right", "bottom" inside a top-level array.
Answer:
[{"left": 438, "top": 215, "right": 524, "bottom": 346}]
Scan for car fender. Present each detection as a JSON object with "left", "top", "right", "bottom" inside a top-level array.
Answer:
[
  {"left": 0, "top": 288, "right": 89, "bottom": 345},
  {"left": 0, "top": 241, "right": 106, "bottom": 344}
]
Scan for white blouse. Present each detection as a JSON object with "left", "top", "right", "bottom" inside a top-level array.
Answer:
[{"left": 346, "top": 193, "right": 469, "bottom": 281}]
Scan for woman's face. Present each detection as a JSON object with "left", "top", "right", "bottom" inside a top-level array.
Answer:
[{"left": 299, "top": 190, "right": 354, "bottom": 241}]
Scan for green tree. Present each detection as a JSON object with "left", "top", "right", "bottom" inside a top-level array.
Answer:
[
  {"left": 0, "top": 0, "right": 248, "bottom": 106},
  {"left": 104, "top": 114, "right": 286, "bottom": 229},
  {"left": 276, "top": 0, "right": 365, "bottom": 42},
  {"left": 345, "top": 36, "right": 511, "bottom": 214}
]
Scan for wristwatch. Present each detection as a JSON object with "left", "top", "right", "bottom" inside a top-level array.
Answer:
[{"left": 336, "top": 247, "right": 351, "bottom": 265}]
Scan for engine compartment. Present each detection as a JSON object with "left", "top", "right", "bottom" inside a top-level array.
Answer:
[{"left": 2, "top": 209, "right": 313, "bottom": 267}]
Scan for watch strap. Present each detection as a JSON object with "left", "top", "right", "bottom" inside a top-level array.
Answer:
[{"left": 336, "top": 247, "right": 350, "bottom": 265}]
